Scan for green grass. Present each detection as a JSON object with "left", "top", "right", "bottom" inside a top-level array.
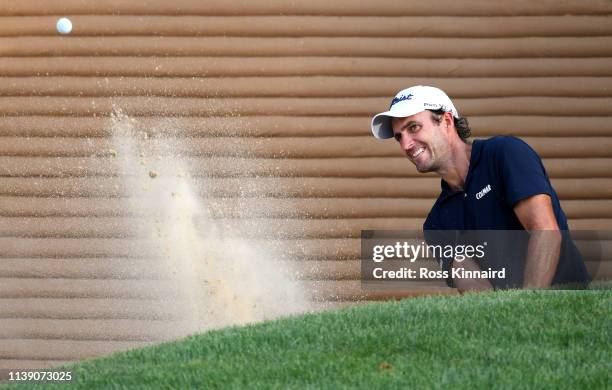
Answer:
[{"left": 6, "top": 288, "right": 611, "bottom": 389}]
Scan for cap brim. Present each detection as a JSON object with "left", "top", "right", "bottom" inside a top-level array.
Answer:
[{"left": 370, "top": 107, "right": 425, "bottom": 139}]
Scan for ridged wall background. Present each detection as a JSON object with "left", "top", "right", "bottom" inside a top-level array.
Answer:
[{"left": 1, "top": 0, "right": 611, "bottom": 370}]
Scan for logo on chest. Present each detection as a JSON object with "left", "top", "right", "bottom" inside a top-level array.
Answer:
[{"left": 475, "top": 184, "right": 492, "bottom": 200}]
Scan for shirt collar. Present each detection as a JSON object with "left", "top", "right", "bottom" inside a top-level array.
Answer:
[{"left": 439, "top": 139, "right": 484, "bottom": 198}]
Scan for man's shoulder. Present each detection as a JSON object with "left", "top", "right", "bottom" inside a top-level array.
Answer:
[
  {"left": 478, "top": 135, "right": 540, "bottom": 164},
  {"left": 480, "top": 135, "right": 529, "bottom": 151},
  {"left": 480, "top": 135, "right": 535, "bottom": 153}
]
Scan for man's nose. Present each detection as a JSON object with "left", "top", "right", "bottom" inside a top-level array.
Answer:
[{"left": 399, "top": 132, "right": 415, "bottom": 151}]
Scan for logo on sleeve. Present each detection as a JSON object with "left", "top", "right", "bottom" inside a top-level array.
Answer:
[{"left": 475, "top": 184, "right": 492, "bottom": 200}]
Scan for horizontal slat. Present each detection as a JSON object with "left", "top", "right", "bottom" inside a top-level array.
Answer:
[
  {"left": 2, "top": 116, "right": 612, "bottom": 138},
  {"left": 0, "top": 258, "right": 168, "bottom": 279},
  {"left": 0, "top": 278, "right": 182, "bottom": 299},
  {"left": 1, "top": 191, "right": 608, "bottom": 229},
  {"left": 0, "top": 137, "right": 611, "bottom": 159},
  {"left": 0, "top": 359, "right": 72, "bottom": 370},
  {"left": 0, "top": 197, "right": 431, "bottom": 218},
  {"left": 0, "top": 298, "right": 360, "bottom": 322},
  {"left": 0, "top": 237, "right": 609, "bottom": 261},
  {"left": 0, "top": 298, "right": 190, "bottom": 320},
  {"left": 3, "top": 0, "right": 612, "bottom": 16},
  {"left": 2, "top": 76, "right": 612, "bottom": 98},
  {"left": 0, "top": 237, "right": 341, "bottom": 260},
  {"left": 2, "top": 57, "right": 612, "bottom": 77},
  {"left": 0, "top": 276, "right": 447, "bottom": 302},
  {"left": 0, "top": 176, "right": 610, "bottom": 199},
  {"left": 0, "top": 258, "right": 363, "bottom": 281},
  {"left": 586, "top": 261, "right": 612, "bottom": 279},
  {"left": 1, "top": 96, "right": 611, "bottom": 116},
  {"left": 0, "top": 319, "right": 189, "bottom": 341},
  {"left": 1, "top": 16, "right": 612, "bottom": 37},
  {"left": 0, "top": 218, "right": 412, "bottom": 238},
  {"left": 2, "top": 37, "right": 612, "bottom": 58},
  {"left": 0, "top": 258, "right": 384, "bottom": 281},
  {"left": 1, "top": 200, "right": 611, "bottom": 237},
  {"left": 0, "top": 157, "right": 610, "bottom": 179},
  {"left": 569, "top": 219, "right": 612, "bottom": 230},
  {"left": 0, "top": 176, "right": 430, "bottom": 197},
  {"left": 0, "top": 339, "right": 152, "bottom": 360},
  {"left": 0, "top": 216, "right": 612, "bottom": 241}
]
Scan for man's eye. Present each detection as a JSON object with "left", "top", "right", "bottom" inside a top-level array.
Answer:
[{"left": 409, "top": 125, "right": 420, "bottom": 133}]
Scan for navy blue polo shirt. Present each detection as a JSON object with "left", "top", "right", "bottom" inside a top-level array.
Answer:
[{"left": 424, "top": 136, "right": 591, "bottom": 289}]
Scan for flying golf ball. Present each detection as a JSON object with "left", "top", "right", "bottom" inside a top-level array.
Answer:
[{"left": 56, "top": 17, "right": 72, "bottom": 34}]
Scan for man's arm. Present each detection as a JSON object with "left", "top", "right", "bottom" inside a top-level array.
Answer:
[{"left": 513, "top": 194, "right": 562, "bottom": 288}]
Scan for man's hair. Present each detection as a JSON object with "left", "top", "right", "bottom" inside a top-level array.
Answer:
[{"left": 428, "top": 109, "right": 471, "bottom": 141}]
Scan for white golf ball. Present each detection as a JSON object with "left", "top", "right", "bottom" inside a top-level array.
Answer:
[{"left": 56, "top": 17, "right": 73, "bottom": 34}]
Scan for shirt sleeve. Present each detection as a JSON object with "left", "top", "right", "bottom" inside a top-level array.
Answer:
[{"left": 495, "top": 136, "right": 554, "bottom": 208}]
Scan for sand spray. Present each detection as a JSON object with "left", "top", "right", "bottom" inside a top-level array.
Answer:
[{"left": 108, "top": 108, "right": 312, "bottom": 337}]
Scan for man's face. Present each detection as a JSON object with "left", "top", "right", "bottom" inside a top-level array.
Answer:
[{"left": 391, "top": 111, "right": 451, "bottom": 173}]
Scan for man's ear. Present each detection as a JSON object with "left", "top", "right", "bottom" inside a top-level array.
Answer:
[
  {"left": 443, "top": 111, "right": 454, "bottom": 136},
  {"left": 444, "top": 112, "right": 454, "bottom": 129}
]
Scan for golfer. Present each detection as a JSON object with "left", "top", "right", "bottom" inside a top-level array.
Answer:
[{"left": 371, "top": 85, "right": 591, "bottom": 292}]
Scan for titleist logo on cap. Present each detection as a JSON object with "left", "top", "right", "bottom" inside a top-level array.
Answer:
[{"left": 389, "top": 93, "right": 413, "bottom": 108}]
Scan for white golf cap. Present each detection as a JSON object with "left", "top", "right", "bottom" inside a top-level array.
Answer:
[{"left": 371, "top": 85, "right": 460, "bottom": 139}]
